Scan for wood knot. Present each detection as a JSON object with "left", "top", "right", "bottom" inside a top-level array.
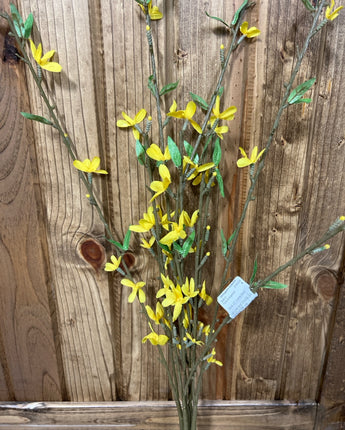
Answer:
[
  {"left": 3, "top": 34, "right": 19, "bottom": 64},
  {"left": 79, "top": 238, "right": 106, "bottom": 272},
  {"left": 313, "top": 268, "right": 338, "bottom": 302},
  {"left": 121, "top": 252, "right": 136, "bottom": 270}
]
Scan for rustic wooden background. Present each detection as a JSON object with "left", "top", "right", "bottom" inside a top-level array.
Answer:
[{"left": 0, "top": 0, "right": 344, "bottom": 427}]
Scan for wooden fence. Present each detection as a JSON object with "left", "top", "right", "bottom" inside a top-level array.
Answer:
[{"left": 0, "top": 0, "right": 344, "bottom": 427}]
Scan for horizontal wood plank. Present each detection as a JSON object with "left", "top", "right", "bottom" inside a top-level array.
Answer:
[{"left": 0, "top": 401, "right": 317, "bottom": 429}]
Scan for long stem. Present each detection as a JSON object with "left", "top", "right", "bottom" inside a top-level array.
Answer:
[
  {"left": 225, "top": 0, "right": 326, "bottom": 269},
  {"left": 252, "top": 219, "right": 345, "bottom": 292},
  {"left": 145, "top": 12, "right": 164, "bottom": 148}
]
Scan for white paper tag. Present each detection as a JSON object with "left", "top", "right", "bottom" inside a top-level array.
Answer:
[{"left": 217, "top": 276, "right": 258, "bottom": 319}]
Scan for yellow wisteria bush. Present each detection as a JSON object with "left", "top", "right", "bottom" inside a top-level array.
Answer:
[{"left": 3, "top": 0, "right": 344, "bottom": 429}]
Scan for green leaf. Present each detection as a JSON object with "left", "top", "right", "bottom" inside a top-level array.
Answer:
[
  {"left": 231, "top": 0, "right": 249, "bottom": 26},
  {"left": 301, "top": 0, "right": 316, "bottom": 11},
  {"left": 159, "top": 80, "right": 179, "bottom": 97},
  {"left": 148, "top": 75, "right": 156, "bottom": 96},
  {"left": 173, "top": 242, "right": 184, "bottom": 255},
  {"left": 212, "top": 138, "right": 221, "bottom": 166},
  {"left": 293, "top": 98, "right": 312, "bottom": 105},
  {"left": 218, "top": 86, "right": 224, "bottom": 98},
  {"left": 227, "top": 230, "right": 236, "bottom": 246},
  {"left": 189, "top": 92, "right": 208, "bottom": 110},
  {"left": 23, "top": 13, "right": 34, "bottom": 39},
  {"left": 216, "top": 169, "right": 225, "bottom": 198},
  {"left": 262, "top": 281, "right": 288, "bottom": 289},
  {"left": 288, "top": 78, "right": 316, "bottom": 105},
  {"left": 158, "top": 241, "right": 171, "bottom": 253},
  {"left": 20, "top": 112, "right": 53, "bottom": 126},
  {"left": 136, "top": 140, "right": 146, "bottom": 165},
  {"left": 182, "top": 230, "right": 195, "bottom": 258},
  {"left": 220, "top": 229, "right": 228, "bottom": 256},
  {"left": 168, "top": 136, "right": 182, "bottom": 167},
  {"left": 184, "top": 140, "right": 193, "bottom": 157},
  {"left": 205, "top": 11, "right": 230, "bottom": 29},
  {"left": 10, "top": 4, "right": 24, "bottom": 37},
  {"left": 250, "top": 258, "right": 258, "bottom": 284},
  {"left": 123, "top": 229, "right": 131, "bottom": 251},
  {"left": 107, "top": 238, "right": 125, "bottom": 251}
]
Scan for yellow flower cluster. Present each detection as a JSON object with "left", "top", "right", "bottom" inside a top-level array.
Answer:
[
  {"left": 130, "top": 206, "right": 199, "bottom": 249},
  {"left": 156, "top": 275, "right": 212, "bottom": 321},
  {"left": 325, "top": 0, "right": 343, "bottom": 20}
]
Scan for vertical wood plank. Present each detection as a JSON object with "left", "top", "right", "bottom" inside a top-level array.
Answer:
[
  {"left": 99, "top": 0, "right": 171, "bottom": 400},
  {"left": 277, "top": 5, "right": 345, "bottom": 401},
  {"left": 18, "top": 0, "right": 115, "bottom": 400},
  {"left": 0, "top": 0, "right": 62, "bottom": 400},
  {"left": 235, "top": 0, "right": 345, "bottom": 401},
  {"left": 315, "top": 278, "right": 345, "bottom": 429}
]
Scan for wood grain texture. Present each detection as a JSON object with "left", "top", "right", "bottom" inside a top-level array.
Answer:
[
  {"left": 315, "top": 276, "right": 345, "bottom": 429},
  {"left": 0, "top": 400, "right": 317, "bottom": 429},
  {"left": 0, "top": 0, "right": 62, "bottom": 401},
  {"left": 0, "top": 0, "right": 341, "bottom": 418},
  {"left": 18, "top": 0, "right": 115, "bottom": 401},
  {"left": 232, "top": 0, "right": 345, "bottom": 402}
]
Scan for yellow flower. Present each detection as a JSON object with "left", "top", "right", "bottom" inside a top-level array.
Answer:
[
  {"left": 203, "top": 324, "right": 211, "bottom": 337},
  {"left": 121, "top": 279, "right": 146, "bottom": 303},
  {"left": 145, "top": 302, "right": 164, "bottom": 324},
  {"left": 181, "top": 209, "right": 199, "bottom": 227},
  {"left": 162, "top": 284, "right": 189, "bottom": 321},
  {"left": 236, "top": 146, "right": 265, "bottom": 168},
  {"left": 167, "top": 101, "right": 202, "bottom": 134},
  {"left": 160, "top": 212, "right": 187, "bottom": 246},
  {"left": 146, "top": 143, "right": 171, "bottom": 161},
  {"left": 142, "top": 331, "right": 169, "bottom": 346},
  {"left": 104, "top": 255, "right": 122, "bottom": 272},
  {"left": 140, "top": 1, "right": 163, "bottom": 20},
  {"left": 183, "top": 156, "right": 215, "bottom": 184},
  {"left": 240, "top": 21, "right": 261, "bottom": 38},
  {"left": 183, "top": 305, "right": 191, "bottom": 329},
  {"left": 210, "top": 96, "right": 237, "bottom": 126},
  {"left": 117, "top": 109, "right": 147, "bottom": 140},
  {"left": 140, "top": 236, "right": 156, "bottom": 249},
  {"left": 29, "top": 40, "right": 62, "bottom": 72},
  {"left": 159, "top": 210, "right": 175, "bottom": 231},
  {"left": 73, "top": 156, "right": 108, "bottom": 174},
  {"left": 184, "top": 332, "right": 204, "bottom": 346},
  {"left": 214, "top": 125, "right": 229, "bottom": 140},
  {"left": 130, "top": 206, "right": 156, "bottom": 232},
  {"left": 163, "top": 249, "right": 173, "bottom": 269},
  {"left": 326, "top": 0, "right": 344, "bottom": 20},
  {"left": 207, "top": 348, "right": 223, "bottom": 366},
  {"left": 182, "top": 277, "right": 199, "bottom": 299},
  {"left": 150, "top": 164, "right": 172, "bottom": 201},
  {"left": 156, "top": 273, "right": 174, "bottom": 298},
  {"left": 199, "top": 281, "right": 213, "bottom": 305}
]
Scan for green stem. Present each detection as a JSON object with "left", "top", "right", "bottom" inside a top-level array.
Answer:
[
  {"left": 145, "top": 13, "right": 165, "bottom": 148},
  {"left": 225, "top": 0, "right": 327, "bottom": 266},
  {"left": 252, "top": 220, "right": 345, "bottom": 292}
]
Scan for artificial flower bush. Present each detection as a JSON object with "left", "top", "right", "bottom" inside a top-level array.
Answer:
[{"left": 2, "top": 0, "right": 345, "bottom": 429}]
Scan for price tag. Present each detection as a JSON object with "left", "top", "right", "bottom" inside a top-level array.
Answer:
[{"left": 217, "top": 276, "right": 258, "bottom": 319}]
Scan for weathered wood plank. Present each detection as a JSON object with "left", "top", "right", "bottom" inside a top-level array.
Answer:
[
  {"left": 314, "top": 275, "right": 345, "bottom": 430},
  {"left": 231, "top": 0, "right": 345, "bottom": 402},
  {"left": 0, "top": 401, "right": 317, "bottom": 429},
  {"left": 0, "top": 0, "right": 62, "bottom": 401},
  {"left": 277, "top": 4, "right": 345, "bottom": 401},
  {"left": 17, "top": 0, "right": 115, "bottom": 400},
  {"left": 6, "top": 0, "right": 344, "bottom": 409}
]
